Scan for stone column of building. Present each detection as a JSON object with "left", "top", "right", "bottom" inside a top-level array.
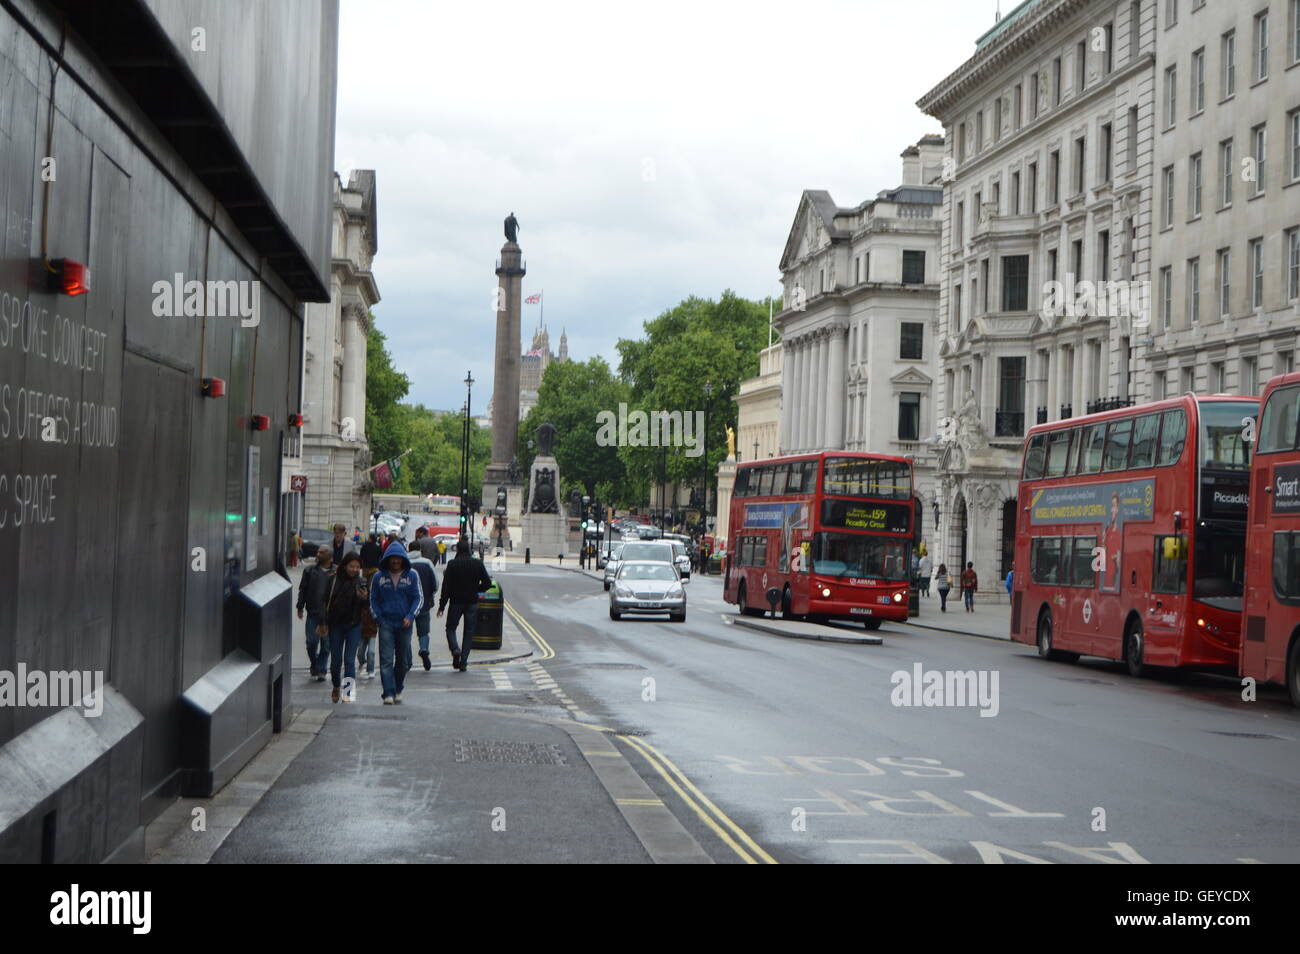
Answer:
[
  {"left": 790, "top": 337, "right": 803, "bottom": 450},
  {"left": 802, "top": 334, "right": 817, "bottom": 449},
  {"left": 1047, "top": 347, "right": 1060, "bottom": 418},
  {"left": 825, "top": 324, "right": 847, "bottom": 449},
  {"left": 815, "top": 331, "right": 829, "bottom": 448},
  {"left": 779, "top": 339, "right": 795, "bottom": 453},
  {"left": 340, "top": 304, "right": 367, "bottom": 441}
]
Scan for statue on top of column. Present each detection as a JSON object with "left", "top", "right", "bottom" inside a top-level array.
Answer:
[{"left": 504, "top": 212, "right": 520, "bottom": 244}]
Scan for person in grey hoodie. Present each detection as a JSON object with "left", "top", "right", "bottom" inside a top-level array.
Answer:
[{"left": 368, "top": 539, "right": 423, "bottom": 704}]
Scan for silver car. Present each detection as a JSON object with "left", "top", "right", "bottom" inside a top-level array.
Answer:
[
  {"left": 604, "top": 541, "right": 675, "bottom": 591},
  {"left": 609, "top": 561, "right": 687, "bottom": 622}
]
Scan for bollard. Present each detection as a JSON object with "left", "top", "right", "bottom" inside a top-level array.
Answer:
[
  {"left": 766, "top": 587, "right": 781, "bottom": 619},
  {"left": 558, "top": 554, "right": 564, "bottom": 566},
  {"left": 525, "top": 548, "right": 530, "bottom": 564}
]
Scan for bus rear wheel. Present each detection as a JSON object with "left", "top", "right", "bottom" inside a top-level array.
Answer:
[
  {"left": 780, "top": 586, "right": 793, "bottom": 620},
  {"left": 1288, "top": 639, "right": 1300, "bottom": 708},
  {"left": 1037, "top": 611, "right": 1078, "bottom": 662},
  {"left": 1125, "top": 620, "right": 1147, "bottom": 678},
  {"left": 738, "top": 582, "right": 762, "bottom": 617}
]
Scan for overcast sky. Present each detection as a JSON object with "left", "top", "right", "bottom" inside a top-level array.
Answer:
[{"left": 335, "top": 0, "right": 996, "bottom": 413}]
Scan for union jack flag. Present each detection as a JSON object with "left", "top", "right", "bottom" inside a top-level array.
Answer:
[{"left": 524, "top": 293, "right": 542, "bottom": 304}]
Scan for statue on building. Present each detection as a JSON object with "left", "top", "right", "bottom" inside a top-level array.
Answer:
[
  {"left": 726, "top": 426, "right": 736, "bottom": 460},
  {"left": 504, "top": 211, "right": 520, "bottom": 244},
  {"left": 535, "top": 421, "right": 556, "bottom": 457},
  {"left": 955, "top": 389, "right": 988, "bottom": 455},
  {"left": 530, "top": 467, "right": 557, "bottom": 513}
]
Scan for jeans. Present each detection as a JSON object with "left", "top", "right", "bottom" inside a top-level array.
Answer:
[
  {"left": 305, "top": 614, "right": 330, "bottom": 674},
  {"left": 328, "top": 623, "right": 362, "bottom": 688},
  {"left": 963, "top": 588, "right": 975, "bottom": 611},
  {"left": 919, "top": 576, "right": 931, "bottom": 597},
  {"left": 445, "top": 602, "right": 478, "bottom": 665},
  {"left": 378, "top": 622, "right": 413, "bottom": 697},
  {"left": 357, "top": 637, "right": 375, "bottom": 674},
  {"left": 938, "top": 587, "right": 950, "bottom": 611},
  {"left": 416, "top": 611, "right": 432, "bottom": 653}
]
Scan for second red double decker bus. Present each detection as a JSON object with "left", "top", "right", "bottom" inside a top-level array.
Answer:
[
  {"left": 1011, "top": 393, "right": 1257, "bottom": 675},
  {"left": 723, "top": 451, "right": 919, "bottom": 628}
]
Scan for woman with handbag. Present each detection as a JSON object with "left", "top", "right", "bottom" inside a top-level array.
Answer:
[
  {"left": 325, "top": 553, "right": 369, "bottom": 703},
  {"left": 934, "top": 563, "right": 952, "bottom": 613}
]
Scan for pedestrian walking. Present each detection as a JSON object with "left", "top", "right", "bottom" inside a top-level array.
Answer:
[
  {"left": 353, "top": 527, "right": 362, "bottom": 546},
  {"left": 918, "top": 552, "right": 933, "bottom": 597},
  {"left": 961, "top": 562, "right": 978, "bottom": 612},
  {"left": 324, "top": 553, "right": 368, "bottom": 703},
  {"left": 369, "top": 539, "right": 423, "bottom": 705},
  {"left": 1005, "top": 567, "right": 1014, "bottom": 596},
  {"left": 287, "top": 529, "right": 302, "bottom": 568},
  {"left": 935, "top": 563, "right": 951, "bottom": 612},
  {"left": 415, "top": 525, "right": 440, "bottom": 563},
  {"left": 330, "top": 523, "right": 347, "bottom": 565},
  {"left": 409, "top": 544, "right": 439, "bottom": 671},
  {"left": 360, "top": 532, "right": 383, "bottom": 569},
  {"left": 357, "top": 566, "right": 378, "bottom": 678},
  {"left": 437, "top": 539, "right": 447, "bottom": 565},
  {"left": 436, "top": 537, "right": 493, "bottom": 672},
  {"left": 296, "top": 544, "right": 334, "bottom": 680}
]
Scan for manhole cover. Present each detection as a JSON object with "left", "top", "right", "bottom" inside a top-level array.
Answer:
[
  {"left": 585, "top": 663, "right": 646, "bottom": 671},
  {"left": 454, "top": 739, "right": 569, "bottom": 765}
]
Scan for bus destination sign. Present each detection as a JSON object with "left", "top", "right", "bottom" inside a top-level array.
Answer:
[{"left": 820, "top": 499, "right": 911, "bottom": 534}]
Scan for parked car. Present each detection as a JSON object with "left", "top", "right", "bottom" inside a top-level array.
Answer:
[
  {"left": 667, "top": 540, "right": 691, "bottom": 579},
  {"left": 598, "top": 541, "right": 625, "bottom": 570},
  {"left": 603, "top": 541, "right": 675, "bottom": 591},
  {"left": 299, "top": 527, "right": 335, "bottom": 560},
  {"left": 608, "top": 561, "right": 687, "bottom": 622}
]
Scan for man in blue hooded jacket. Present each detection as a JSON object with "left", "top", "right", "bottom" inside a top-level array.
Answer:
[{"left": 369, "top": 539, "right": 423, "bottom": 704}]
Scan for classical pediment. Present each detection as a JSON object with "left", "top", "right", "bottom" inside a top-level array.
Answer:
[
  {"left": 779, "top": 190, "right": 850, "bottom": 273},
  {"left": 890, "top": 366, "right": 934, "bottom": 387}
]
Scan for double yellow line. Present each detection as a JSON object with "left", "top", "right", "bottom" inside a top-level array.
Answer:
[
  {"left": 618, "top": 734, "right": 778, "bottom": 865},
  {"left": 505, "top": 601, "right": 555, "bottom": 659}
]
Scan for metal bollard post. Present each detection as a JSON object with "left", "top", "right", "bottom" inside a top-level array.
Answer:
[{"left": 524, "top": 548, "right": 530, "bottom": 564}]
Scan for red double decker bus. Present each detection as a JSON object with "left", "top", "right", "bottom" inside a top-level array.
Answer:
[
  {"left": 1242, "top": 372, "right": 1300, "bottom": 705},
  {"left": 1011, "top": 394, "right": 1257, "bottom": 675},
  {"left": 723, "top": 451, "right": 919, "bottom": 629}
]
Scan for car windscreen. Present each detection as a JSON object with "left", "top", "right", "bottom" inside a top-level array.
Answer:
[
  {"left": 621, "top": 544, "right": 673, "bottom": 562},
  {"left": 620, "top": 563, "right": 678, "bottom": 581}
]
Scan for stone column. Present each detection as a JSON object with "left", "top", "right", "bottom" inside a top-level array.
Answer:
[
  {"left": 340, "top": 305, "right": 368, "bottom": 441},
  {"left": 814, "top": 332, "right": 829, "bottom": 449},
  {"left": 781, "top": 339, "right": 797, "bottom": 453},
  {"left": 487, "top": 241, "right": 526, "bottom": 483},
  {"left": 795, "top": 338, "right": 808, "bottom": 451},
  {"left": 800, "top": 336, "right": 814, "bottom": 450},
  {"left": 825, "top": 324, "right": 847, "bottom": 449},
  {"left": 1047, "top": 347, "right": 1059, "bottom": 420}
]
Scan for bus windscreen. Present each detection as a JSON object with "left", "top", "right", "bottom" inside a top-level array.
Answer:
[
  {"left": 822, "top": 458, "right": 912, "bottom": 499},
  {"left": 1200, "top": 401, "right": 1256, "bottom": 470}
]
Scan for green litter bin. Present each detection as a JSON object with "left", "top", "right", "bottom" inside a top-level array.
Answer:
[{"left": 473, "top": 582, "right": 504, "bottom": 650}]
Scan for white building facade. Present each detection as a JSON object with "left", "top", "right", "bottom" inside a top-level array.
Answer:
[
  {"left": 300, "top": 170, "right": 380, "bottom": 532},
  {"left": 1147, "top": 0, "right": 1300, "bottom": 396},
  {"left": 918, "top": 0, "right": 1157, "bottom": 578},
  {"left": 773, "top": 138, "right": 945, "bottom": 527}
]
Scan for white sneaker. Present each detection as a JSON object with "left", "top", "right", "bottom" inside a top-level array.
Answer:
[
  {"left": 394, "top": 694, "right": 403, "bottom": 704},
  {"left": 382, "top": 696, "right": 394, "bottom": 705},
  {"left": 366, "top": 671, "right": 375, "bottom": 680}
]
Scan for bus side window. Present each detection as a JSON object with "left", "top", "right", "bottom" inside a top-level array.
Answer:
[
  {"left": 1153, "top": 534, "right": 1188, "bottom": 594},
  {"left": 1023, "top": 434, "right": 1046, "bottom": 479},
  {"left": 1031, "top": 536, "right": 1063, "bottom": 584},
  {"left": 753, "top": 536, "right": 768, "bottom": 568},
  {"left": 1128, "top": 414, "right": 1160, "bottom": 469},
  {"left": 1103, "top": 419, "right": 1133, "bottom": 471},
  {"left": 1259, "top": 385, "right": 1300, "bottom": 454},
  {"left": 1046, "top": 431, "right": 1073, "bottom": 476},
  {"left": 1157, "top": 408, "right": 1187, "bottom": 465},
  {"left": 735, "top": 468, "right": 750, "bottom": 497},
  {"left": 1070, "top": 536, "right": 1097, "bottom": 587},
  {"left": 1080, "top": 423, "right": 1107, "bottom": 474},
  {"left": 1272, "top": 532, "right": 1300, "bottom": 602},
  {"left": 759, "top": 467, "right": 774, "bottom": 496}
]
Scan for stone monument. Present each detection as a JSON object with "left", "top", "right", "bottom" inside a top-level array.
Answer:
[
  {"left": 521, "top": 421, "right": 569, "bottom": 556},
  {"left": 482, "top": 213, "right": 527, "bottom": 541}
]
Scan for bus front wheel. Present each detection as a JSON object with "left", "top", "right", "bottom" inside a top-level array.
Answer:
[
  {"left": 863, "top": 618, "right": 883, "bottom": 631},
  {"left": 1287, "top": 639, "right": 1300, "bottom": 708},
  {"left": 1125, "top": 620, "right": 1147, "bottom": 678}
]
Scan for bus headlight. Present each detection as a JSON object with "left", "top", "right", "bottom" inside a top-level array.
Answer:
[
  {"left": 821, "top": 587, "right": 831, "bottom": 597},
  {"left": 893, "top": 591, "right": 905, "bottom": 602}
]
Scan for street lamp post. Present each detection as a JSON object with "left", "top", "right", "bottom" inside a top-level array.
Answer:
[
  {"left": 461, "top": 371, "right": 474, "bottom": 545},
  {"left": 702, "top": 380, "right": 713, "bottom": 533}
]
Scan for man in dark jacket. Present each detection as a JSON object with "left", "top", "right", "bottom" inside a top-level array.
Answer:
[
  {"left": 360, "top": 532, "right": 383, "bottom": 569},
  {"left": 296, "top": 545, "right": 333, "bottom": 681},
  {"left": 437, "top": 537, "right": 493, "bottom": 672},
  {"left": 369, "top": 540, "right": 424, "bottom": 704},
  {"left": 409, "top": 545, "right": 439, "bottom": 671},
  {"left": 330, "top": 523, "right": 348, "bottom": 565}
]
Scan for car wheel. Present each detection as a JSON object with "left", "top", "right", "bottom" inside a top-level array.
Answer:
[
  {"left": 670, "top": 613, "right": 686, "bottom": 623},
  {"left": 863, "top": 618, "right": 883, "bottom": 631},
  {"left": 603, "top": 581, "right": 610, "bottom": 592},
  {"left": 609, "top": 607, "right": 621, "bottom": 621},
  {"left": 1125, "top": 619, "right": 1147, "bottom": 678}
]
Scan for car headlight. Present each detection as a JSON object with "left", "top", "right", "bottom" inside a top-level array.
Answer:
[
  {"left": 667, "top": 584, "right": 683, "bottom": 597},
  {"left": 614, "top": 585, "right": 634, "bottom": 597}
]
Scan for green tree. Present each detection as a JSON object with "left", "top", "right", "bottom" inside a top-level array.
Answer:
[{"left": 365, "top": 320, "right": 410, "bottom": 464}]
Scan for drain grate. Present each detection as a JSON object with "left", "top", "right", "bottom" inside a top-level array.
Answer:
[{"left": 454, "top": 739, "right": 569, "bottom": 765}]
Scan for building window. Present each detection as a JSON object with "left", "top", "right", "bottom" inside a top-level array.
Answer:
[
  {"left": 976, "top": 110, "right": 984, "bottom": 151},
  {"left": 1218, "top": 248, "right": 1231, "bottom": 317},
  {"left": 1220, "top": 138, "right": 1234, "bottom": 206},
  {"left": 1250, "top": 237, "right": 1264, "bottom": 308},
  {"left": 1131, "top": 1, "right": 1143, "bottom": 61},
  {"left": 1028, "top": 161, "right": 1038, "bottom": 212},
  {"left": 1290, "top": 109, "right": 1300, "bottom": 181},
  {"left": 1255, "top": 10, "right": 1270, "bottom": 82},
  {"left": 1002, "top": 254, "right": 1030, "bottom": 311},
  {"left": 900, "top": 321, "right": 925, "bottom": 360},
  {"left": 1098, "top": 231, "right": 1111, "bottom": 282},
  {"left": 981, "top": 258, "right": 990, "bottom": 312},
  {"left": 1191, "top": 47, "right": 1205, "bottom": 113},
  {"left": 1162, "top": 165, "right": 1175, "bottom": 227},
  {"left": 1242, "top": 355, "right": 1259, "bottom": 395},
  {"left": 854, "top": 257, "right": 860, "bottom": 284},
  {"left": 898, "top": 392, "right": 921, "bottom": 441},
  {"left": 994, "top": 97, "right": 1003, "bottom": 141},
  {"left": 1070, "top": 239, "right": 1083, "bottom": 285},
  {"left": 1030, "top": 72, "right": 1040, "bottom": 119},
  {"left": 952, "top": 283, "right": 962, "bottom": 330},
  {"left": 1189, "top": 151, "right": 1202, "bottom": 218},
  {"left": 1210, "top": 360, "right": 1225, "bottom": 392},
  {"left": 1288, "top": 227, "right": 1300, "bottom": 300},
  {"left": 1292, "top": 0, "right": 1300, "bottom": 63},
  {"left": 1104, "top": 22, "right": 1115, "bottom": 73},
  {"left": 1053, "top": 57, "right": 1062, "bottom": 106},
  {"left": 1252, "top": 124, "right": 1267, "bottom": 196},
  {"left": 992, "top": 180, "right": 1001, "bottom": 214},
  {"left": 863, "top": 252, "right": 870, "bottom": 281},
  {"left": 1188, "top": 257, "right": 1200, "bottom": 323},
  {"left": 1222, "top": 29, "right": 1236, "bottom": 98},
  {"left": 1165, "top": 0, "right": 1177, "bottom": 26},
  {"left": 1155, "top": 368, "right": 1168, "bottom": 400},
  {"left": 902, "top": 250, "right": 926, "bottom": 284},
  {"left": 1100, "top": 122, "right": 1113, "bottom": 182},
  {"left": 1013, "top": 83, "right": 1023, "bottom": 129},
  {"left": 1012, "top": 171, "right": 1022, "bottom": 214},
  {"left": 958, "top": 123, "right": 967, "bottom": 162},
  {"left": 1049, "top": 149, "right": 1061, "bottom": 204},
  {"left": 1182, "top": 366, "right": 1196, "bottom": 394},
  {"left": 1048, "top": 247, "right": 1059, "bottom": 284},
  {"left": 1127, "top": 107, "right": 1139, "bottom": 173},
  {"left": 1076, "top": 40, "right": 1087, "bottom": 92},
  {"left": 1164, "top": 65, "right": 1177, "bottom": 126},
  {"left": 1160, "top": 265, "right": 1173, "bottom": 328},
  {"left": 1073, "top": 136, "right": 1087, "bottom": 194},
  {"left": 954, "top": 200, "right": 964, "bottom": 248},
  {"left": 1281, "top": 350, "right": 1296, "bottom": 374},
  {"left": 996, "top": 356, "right": 1027, "bottom": 437}
]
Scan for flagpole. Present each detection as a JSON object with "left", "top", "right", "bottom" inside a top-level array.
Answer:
[{"left": 768, "top": 297, "right": 773, "bottom": 348}]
